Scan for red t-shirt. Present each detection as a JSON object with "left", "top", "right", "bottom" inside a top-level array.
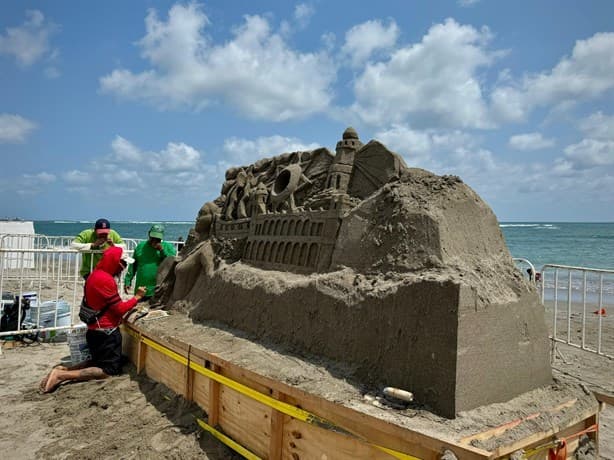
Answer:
[{"left": 85, "top": 246, "right": 138, "bottom": 329}]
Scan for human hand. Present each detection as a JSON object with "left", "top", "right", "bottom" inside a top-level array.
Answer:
[
  {"left": 106, "top": 239, "right": 114, "bottom": 247},
  {"left": 91, "top": 237, "right": 107, "bottom": 249},
  {"left": 135, "top": 286, "right": 147, "bottom": 299},
  {"left": 154, "top": 242, "right": 163, "bottom": 251},
  {"left": 124, "top": 285, "right": 130, "bottom": 295}
]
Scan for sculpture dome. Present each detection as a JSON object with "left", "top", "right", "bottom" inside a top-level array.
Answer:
[{"left": 342, "top": 127, "right": 359, "bottom": 140}]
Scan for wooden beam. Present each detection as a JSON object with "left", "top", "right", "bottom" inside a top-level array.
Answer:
[
  {"left": 208, "top": 363, "right": 221, "bottom": 427},
  {"left": 269, "top": 390, "right": 286, "bottom": 460}
]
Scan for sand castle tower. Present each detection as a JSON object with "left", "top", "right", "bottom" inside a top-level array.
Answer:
[{"left": 326, "top": 127, "right": 363, "bottom": 192}]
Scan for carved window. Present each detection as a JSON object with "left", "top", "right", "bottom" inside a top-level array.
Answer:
[
  {"left": 283, "top": 243, "right": 292, "bottom": 264},
  {"left": 302, "top": 221, "right": 310, "bottom": 236},
  {"left": 308, "top": 243, "right": 318, "bottom": 267},
  {"left": 276, "top": 243, "right": 285, "bottom": 263},
  {"left": 296, "top": 220, "right": 303, "bottom": 236},
  {"left": 291, "top": 242, "right": 301, "bottom": 265},
  {"left": 263, "top": 242, "right": 271, "bottom": 262},
  {"left": 299, "top": 243, "right": 308, "bottom": 266},
  {"left": 257, "top": 241, "right": 265, "bottom": 260},
  {"left": 281, "top": 220, "right": 289, "bottom": 236},
  {"left": 336, "top": 175, "right": 341, "bottom": 189},
  {"left": 275, "top": 219, "right": 282, "bottom": 236},
  {"left": 271, "top": 242, "right": 279, "bottom": 263},
  {"left": 288, "top": 219, "right": 296, "bottom": 236}
]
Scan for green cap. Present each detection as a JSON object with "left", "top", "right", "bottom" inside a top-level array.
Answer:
[{"left": 149, "top": 224, "right": 165, "bottom": 239}]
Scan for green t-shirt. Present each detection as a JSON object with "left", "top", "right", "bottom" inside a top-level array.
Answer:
[
  {"left": 74, "top": 228, "right": 124, "bottom": 277},
  {"left": 124, "top": 240, "right": 176, "bottom": 297}
]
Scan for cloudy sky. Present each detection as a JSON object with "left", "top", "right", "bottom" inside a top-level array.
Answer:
[{"left": 1, "top": 1, "right": 613, "bottom": 222}]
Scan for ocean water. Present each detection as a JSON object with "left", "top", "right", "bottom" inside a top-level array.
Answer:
[
  {"left": 34, "top": 220, "right": 194, "bottom": 243},
  {"left": 500, "top": 222, "right": 614, "bottom": 271},
  {"left": 32, "top": 220, "right": 614, "bottom": 270}
]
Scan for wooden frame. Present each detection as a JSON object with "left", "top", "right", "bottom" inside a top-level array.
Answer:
[{"left": 121, "top": 323, "right": 599, "bottom": 460}]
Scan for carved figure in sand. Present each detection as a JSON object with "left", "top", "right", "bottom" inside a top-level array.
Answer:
[{"left": 224, "top": 168, "right": 248, "bottom": 220}]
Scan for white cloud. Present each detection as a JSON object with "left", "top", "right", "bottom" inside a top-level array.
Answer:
[
  {"left": 579, "top": 112, "right": 614, "bottom": 141},
  {"left": 458, "top": 0, "right": 481, "bottom": 6},
  {"left": 508, "top": 132, "right": 555, "bottom": 151},
  {"left": 0, "top": 10, "right": 59, "bottom": 67},
  {"left": 294, "top": 4, "right": 315, "bottom": 29},
  {"left": 100, "top": 3, "right": 335, "bottom": 121},
  {"left": 158, "top": 142, "right": 201, "bottom": 171},
  {"left": 564, "top": 139, "right": 614, "bottom": 169},
  {"left": 223, "top": 135, "right": 319, "bottom": 165},
  {"left": 23, "top": 172, "right": 56, "bottom": 184},
  {"left": 351, "top": 18, "right": 497, "bottom": 129},
  {"left": 341, "top": 19, "right": 399, "bottom": 67},
  {"left": 63, "top": 170, "right": 91, "bottom": 185},
  {"left": 491, "top": 32, "right": 614, "bottom": 122},
  {"left": 0, "top": 113, "right": 37, "bottom": 143},
  {"left": 111, "top": 135, "right": 143, "bottom": 162}
]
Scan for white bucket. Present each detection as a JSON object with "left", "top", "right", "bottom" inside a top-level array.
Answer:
[{"left": 67, "top": 325, "right": 91, "bottom": 364}]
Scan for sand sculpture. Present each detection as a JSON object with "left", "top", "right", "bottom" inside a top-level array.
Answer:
[{"left": 156, "top": 127, "right": 552, "bottom": 418}]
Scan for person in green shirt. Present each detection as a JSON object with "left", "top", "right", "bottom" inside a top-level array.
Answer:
[
  {"left": 71, "top": 218, "right": 125, "bottom": 279},
  {"left": 124, "top": 224, "right": 176, "bottom": 301}
]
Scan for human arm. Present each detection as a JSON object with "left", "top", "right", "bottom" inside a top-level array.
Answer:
[
  {"left": 124, "top": 259, "right": 137, "bottom": 294},
  {"left": 71, "top": 230, "right": 100, "bottom": 251}
]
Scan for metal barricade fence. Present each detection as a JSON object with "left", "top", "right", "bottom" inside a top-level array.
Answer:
[
  {"left": 0, "top": 247, "right": 132, "bottom": 338},
  {"left": 540, "top": 264, "right": 613, "bottom": 360}
]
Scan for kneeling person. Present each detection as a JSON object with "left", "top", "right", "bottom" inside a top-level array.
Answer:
[{"left": 40, "top": 246, "right": 146, "bottom": 393}]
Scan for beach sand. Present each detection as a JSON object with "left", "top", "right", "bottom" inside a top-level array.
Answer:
[{"left": 0, "top": 341, "right": 241, "bottom": 460}]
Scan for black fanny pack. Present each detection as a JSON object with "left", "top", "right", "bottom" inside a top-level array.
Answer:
[{"left": 78, "top": 286, "right": 113, "bottom": 325}]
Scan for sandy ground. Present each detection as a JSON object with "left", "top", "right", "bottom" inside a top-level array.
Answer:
[
  {"left": 1, "top": 322, "right": 612, "bottom": 459},
  {"left": 0, "top": 341, "right": 241, "bottom": 460}
]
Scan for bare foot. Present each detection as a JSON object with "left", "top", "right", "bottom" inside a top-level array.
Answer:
[{"left": 39, "top": 368, "right": 62, "bottom": 393}]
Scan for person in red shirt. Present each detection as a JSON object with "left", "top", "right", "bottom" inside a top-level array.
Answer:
[{"left": 39, "top": 246, "right": 146, "bottom": 393}]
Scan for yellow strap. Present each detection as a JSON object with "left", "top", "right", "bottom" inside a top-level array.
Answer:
[
  {"left": 135, "top": 330, "right": 420, "bottom": 460},
  {"left": 197, "top": 418, "right": 262, "bottom": 460}
]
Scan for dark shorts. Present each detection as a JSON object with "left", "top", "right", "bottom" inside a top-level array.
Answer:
[{"left": 86, "top": 328, "right": 123, "bottom": 376}]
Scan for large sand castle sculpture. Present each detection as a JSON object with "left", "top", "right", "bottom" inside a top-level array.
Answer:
[{"left": 156, "top": 128, "right": 552, "bottom": 418}]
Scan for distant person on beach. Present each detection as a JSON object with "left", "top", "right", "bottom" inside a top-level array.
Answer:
[
  {"left": 177, "top": 236, "right": 184, "bottom": 252},
  {"left": 39, "top": 246, "right": 146, "bottom": 393},
  {"left": 71, "top": 218, "right": 125, "bottom": 279},
  {"left": 124, "top": 224, "right": 176, "bottom": 302}
]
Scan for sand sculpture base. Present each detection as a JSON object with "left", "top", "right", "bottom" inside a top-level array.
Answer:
[{"left": 178, "top": 264, "right": 550, "bottom": 418}]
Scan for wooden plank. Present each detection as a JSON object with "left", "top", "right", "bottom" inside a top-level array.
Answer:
[
  {"left": 594, "top": 391, "right": 614, "bottom": 406},
  {"left": 191, "top": 369, "right": 211, "bottom": 414},
  {"left": 120, "top": 328, "right": 138, "bottom": 364},
  {"left": 491, "top": 405, "right": 598, "bottom": 458},
  {"left": 460, "top": 399, "right": 578, "bottom": 444},
  {"left": 208, "top": 363, "right": 221, "bottom": 426},
  {"left": 218, "top": 384, "right": 271, "bottom": 459},
  {"left": 281, "top": 417, "right": 397, "bottom": 460},
  {"left": 143, "top": 343, "right": 188, "bottom": 397},
  {"left": 269, "top": 390, "right": 286, "bottom": 460}
]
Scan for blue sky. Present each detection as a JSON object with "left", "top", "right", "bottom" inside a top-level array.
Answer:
[{"left": 1, "top": 1, "right": 613, "bottom": 222}]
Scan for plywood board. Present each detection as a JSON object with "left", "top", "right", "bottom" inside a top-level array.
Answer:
[
  {"left": 143, "top": 344, "right": 187, "bottom": 397},
  {"left": 218, "top": 384, "right": 271, "bottom": 459},
  {"left": 281, "top": 417, "right": 395, "bottom": 460}
]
